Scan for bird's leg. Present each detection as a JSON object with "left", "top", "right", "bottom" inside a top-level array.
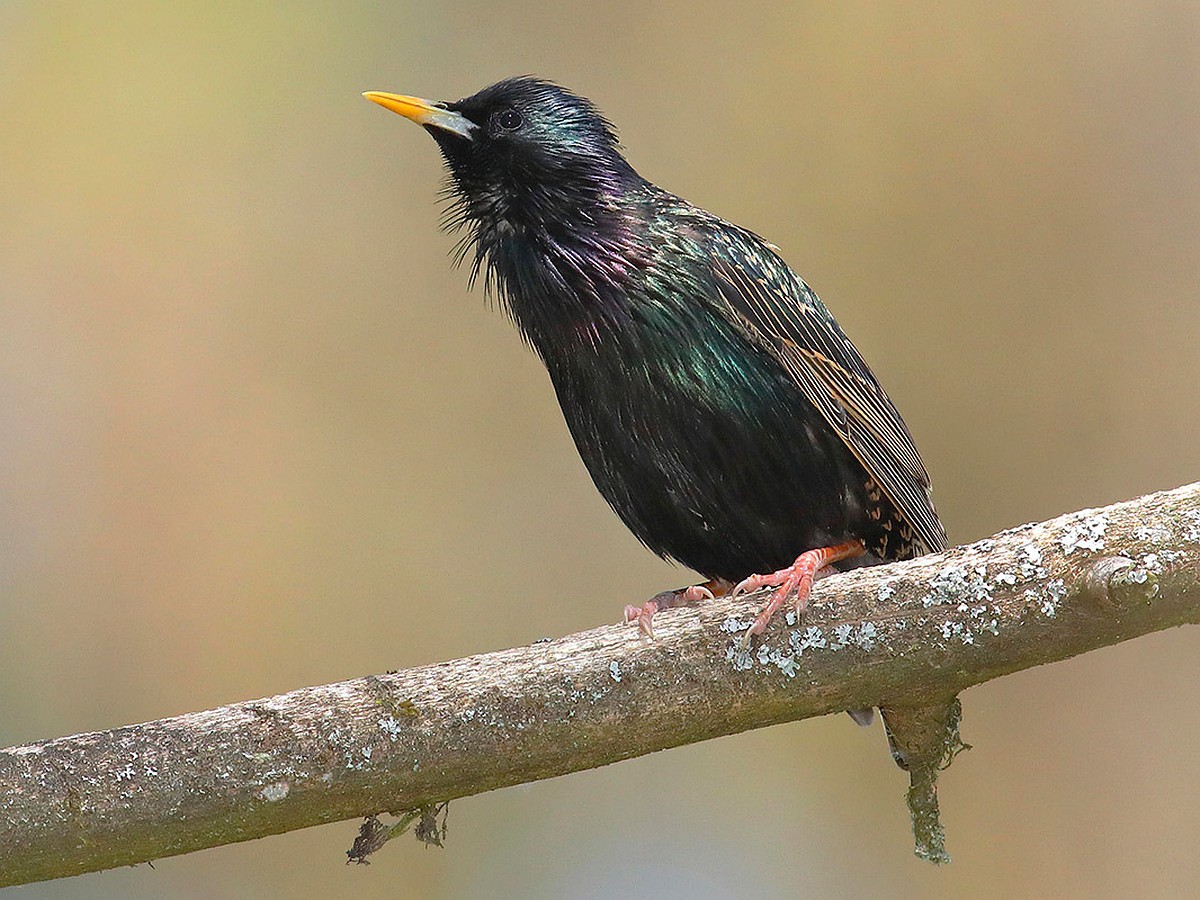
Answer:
[
  {"left": 624, "top": 578, "right": 732, "bottom": 638},
  {"left": 734, "top": 540, "right": 866, "bottom": 648}
]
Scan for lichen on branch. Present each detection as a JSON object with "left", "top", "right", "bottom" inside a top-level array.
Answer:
[{"left": 2, "top": 483, "right": 1199, "bottom": 887}]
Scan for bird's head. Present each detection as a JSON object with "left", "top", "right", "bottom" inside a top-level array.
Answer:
[{"left": 364, "top": 77, "right": 638, "bottom": 236}]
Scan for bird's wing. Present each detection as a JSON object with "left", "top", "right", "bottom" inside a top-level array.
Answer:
[{"left": 706, "top": 225, "right": 947, "bottom": 554}]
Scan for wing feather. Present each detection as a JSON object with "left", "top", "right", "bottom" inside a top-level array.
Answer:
[{"left": 707, "top": 225, "right": 947, "bottom": 554}]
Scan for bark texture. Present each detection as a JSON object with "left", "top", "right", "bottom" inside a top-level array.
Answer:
[{"left": 2, "top": 483, "right": 1199, "bottom": 885}]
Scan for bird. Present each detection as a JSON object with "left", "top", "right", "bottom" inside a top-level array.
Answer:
[{"left": 364, "top": 78, "right": 946, "bottom": 680}]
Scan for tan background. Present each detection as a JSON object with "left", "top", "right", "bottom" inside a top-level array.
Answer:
[{"left": 3, "top": 3, "right": 1199, "bottom": 897}]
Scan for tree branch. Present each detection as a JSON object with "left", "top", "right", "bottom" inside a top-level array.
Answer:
[{"left": 3, "top": 483, "right": 1200, "bottom": 885}]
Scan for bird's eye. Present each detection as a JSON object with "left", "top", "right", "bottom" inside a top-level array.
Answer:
[{"left": 492, "top": 108, "right": 523, "bottom": 133}]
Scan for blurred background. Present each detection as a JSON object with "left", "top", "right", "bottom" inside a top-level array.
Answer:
[{"left": 2, "top": 2, "right": 1198, "bottom": 897}]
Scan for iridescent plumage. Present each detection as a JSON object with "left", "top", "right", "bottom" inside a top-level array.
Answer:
[{"left": 369, "top": 77, "right": 945, "bottom": 635}]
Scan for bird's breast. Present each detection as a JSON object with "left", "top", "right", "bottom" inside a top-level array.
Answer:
[{"left": 532, "top": 300, "right": 866, "bottom": 579}]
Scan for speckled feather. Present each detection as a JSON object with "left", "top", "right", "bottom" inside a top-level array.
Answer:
[{"left": 416, "top": 77, "right": 945, "bottom": 581}]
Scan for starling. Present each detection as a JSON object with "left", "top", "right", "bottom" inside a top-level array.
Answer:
[{"left": 365, "top": 78, "right": 946, "bottom": 661}]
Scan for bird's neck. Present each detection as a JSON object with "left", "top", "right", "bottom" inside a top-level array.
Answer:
[{"left": 474, "top": 181, "right": 649, "bottom": 356}]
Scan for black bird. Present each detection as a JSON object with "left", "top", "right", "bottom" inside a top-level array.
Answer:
[{"left": 365, "top": 78, "right": 946, "bottom": 656}]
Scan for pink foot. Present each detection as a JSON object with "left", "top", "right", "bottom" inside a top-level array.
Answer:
[
  {"left": 624, "top": 580, "right": 729, "bottom": 638},
  {"left": 734, "top": 540, "right": 866, "bottom": 648}
]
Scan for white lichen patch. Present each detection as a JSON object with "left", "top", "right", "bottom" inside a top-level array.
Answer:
[
  {"left": 1118, "top": 560, "right": 1161, "bottom": 598},
  {"left": 854, "top": 622, "right": 879, "bottom": 651},
  {"left": 877, "top": 581, "right": 896, "bottom": 602},
  {"left": 921, "top": 564, "right": 992, "bottom": 608},
  {"left": 934, "top": 606, "right": 990, "bottom": 645},
  {"left": 720, "top": 617, "right": 750, "bottom": 634},
  {"left": 1017, "top": 545, "right": 1046, "bottom": 580},
  {"left": 726, "top": 644, "right": 755, "bottom": 671},
  {"left": 1183, "top": 511, "right": 1200, "bottom": 543},
  {"left": 755, "top": 642, "right": 803, "bottom": 678},
  {"left": 378, "top": 716, "right": 404, "bottom": 742},
  {"left": 1059, "top": 514, "right": 1108, "bottom": 554},
  {"left": 790, "top": 626, "right": 827, "bottom": 652},
  {"left": 346, "top": 746, "right": 374, "bottom": 771},
  {"left": 1040, "top": 578, "right": 1067, "bottom": 617},
  {"left": 258, "top": 780, "right": 290, "bottom": 802},
  {"left": 1134, "top": 524, "right": 1171, "bottom": 543},
  {"left": 776, "top": 654, "right": 800, "bottom": 678},
  {"left": 830, "top": 623, "right": 855, "bottom": 650},
  {"left": 609, "top": 660, "right": 622, "bottom": 683},
  {"left": 725, "top": 615, "right": 897, "bottom": 675},
  {"left": 114, "top": 764, "right": 136, "bottom": 783}
]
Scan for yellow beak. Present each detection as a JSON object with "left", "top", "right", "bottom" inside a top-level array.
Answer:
[{"left": 363, "top": 91, "right": 476, "bottom": 140}]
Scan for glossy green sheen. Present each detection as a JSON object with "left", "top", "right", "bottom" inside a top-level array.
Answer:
[{"left": 403, "top": 77, "right": 945, "bottom": 581}]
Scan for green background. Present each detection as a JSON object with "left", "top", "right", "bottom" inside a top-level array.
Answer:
[{"left": 3, "top": 3, "right": 1199, "bottom": 897}]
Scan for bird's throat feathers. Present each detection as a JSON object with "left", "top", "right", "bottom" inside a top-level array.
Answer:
[{"left": 446, "top": 171, "right": 647, "bottom": 356}]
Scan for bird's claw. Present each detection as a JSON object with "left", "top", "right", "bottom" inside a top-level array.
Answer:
[
  {"left": 623, "top": 600, "right": 659, "bottom": 638},
  {"left": 623, "top": 582, "right": 721, "bottom": 638},
  {"left": 737, "top": 569, "right": 807, "bottom": 650},
  {"left": 731, "top": 567, "right": 793, "bottom": 599},
  {"left": 735, "top": 541, "right": 867, "bottom": 649}
]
